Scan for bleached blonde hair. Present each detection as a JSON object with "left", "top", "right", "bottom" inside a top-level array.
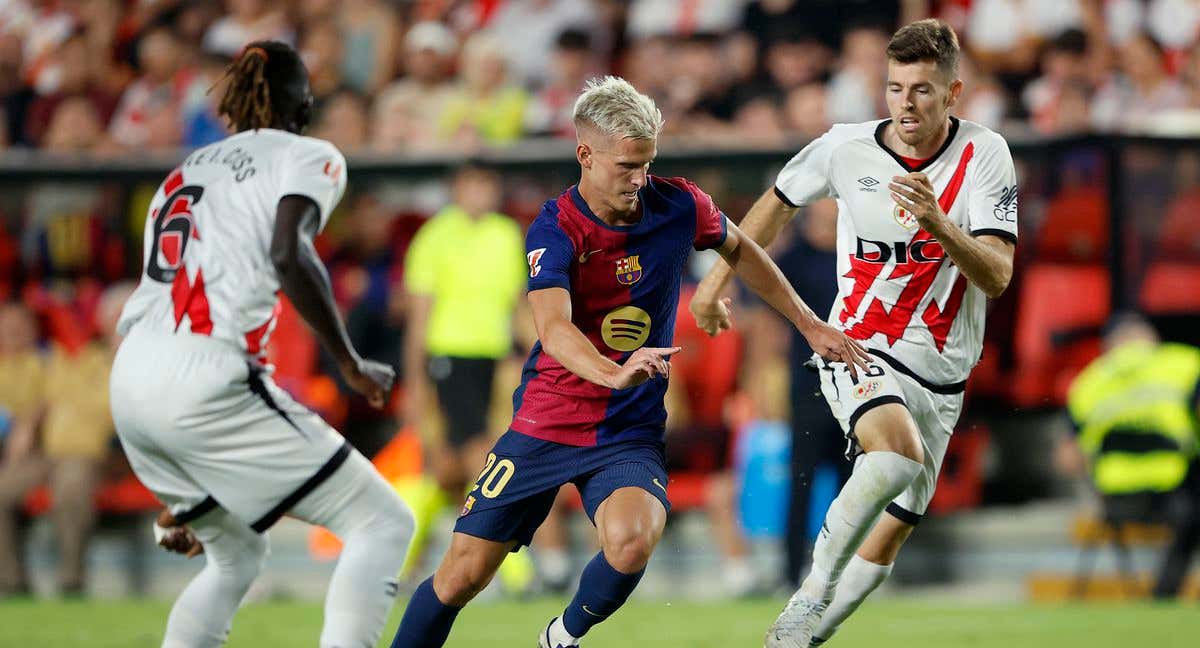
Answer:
[{"left": 573, "top": 76, "right": 663, "bottom": 141}]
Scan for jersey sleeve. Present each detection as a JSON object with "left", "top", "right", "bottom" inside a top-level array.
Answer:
[
  {"left": 774, "top": 127, "right": 841, "bottom": 207},
  {"left": 967, "top": 133, "right": 1019, "bottom": 244},
  {"left": 525, "top": 208, "right": 574, "bottom": 292},
  {"left": 278, "top": 138, "right": 347, "bottom": 232},
  {"left": 682, "top": 178, "right": 728, "bottom": 250}
]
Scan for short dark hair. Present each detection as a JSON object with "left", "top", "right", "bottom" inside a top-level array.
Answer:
[{"left": 886, "top": 19, "right": 960, "bottom": 79}]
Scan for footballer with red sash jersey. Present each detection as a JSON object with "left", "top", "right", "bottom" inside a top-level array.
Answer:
[
  {"left": 692, "top": 19, "right": 1018, "bottom": 648},
  {"left": 109, "top": 41, "right": 415, "bottom": 648},
  {"left": 389, "top": 76, "right": 869, "bottom": 648}
]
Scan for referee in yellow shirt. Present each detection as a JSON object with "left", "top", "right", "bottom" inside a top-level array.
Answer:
[{"left": 403, "top": 162, "right": 527, "bottom": 499}]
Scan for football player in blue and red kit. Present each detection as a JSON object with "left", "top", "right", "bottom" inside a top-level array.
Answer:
[{"left": 389, "top": 76, "right": 870, "bottom": 648}]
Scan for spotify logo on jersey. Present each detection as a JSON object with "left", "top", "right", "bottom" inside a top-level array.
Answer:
[{"left": 601, "top": 306, "right": 652, "bottom": 352}]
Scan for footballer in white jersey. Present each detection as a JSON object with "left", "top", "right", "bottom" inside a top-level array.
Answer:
[
  {"left": 108, "top": 41, "right": 413, "bottom": 648},
  {"left": 692, "top": 20, "right": 1016, "bottom": 648}
]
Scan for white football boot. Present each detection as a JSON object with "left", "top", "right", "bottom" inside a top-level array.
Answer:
[{"left": 764, "top": 593, "right": 830, "bottom": 648}]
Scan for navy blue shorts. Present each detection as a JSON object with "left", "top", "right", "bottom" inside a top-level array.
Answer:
[{"left": 454, "top": 430, "right": 670, "bottom": 551}]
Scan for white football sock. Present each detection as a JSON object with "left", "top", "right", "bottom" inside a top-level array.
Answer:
[
  {"left": 799, "top": 451, "right": 920, "bottom": 603},
  {"left": 546, "top": 616, "right": 580, "bottom": 647},
  {"left": 812, "top": 554, "right": 893, "bottom": 642},
  {"left": 291, "top": 450, "right": 416, "bottom": 648},
  {"left": 162, "top": 508, "right": 268, "bottom": 648}
]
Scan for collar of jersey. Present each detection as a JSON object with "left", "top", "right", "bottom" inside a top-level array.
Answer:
[
  {"left": 874, "top": 115, "right": 960, "bottom": 173},
  {"left": 570, "top": 184, "right": 646, "bottom": 232}
]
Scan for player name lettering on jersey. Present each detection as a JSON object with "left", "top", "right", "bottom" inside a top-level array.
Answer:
[{"left": 117, "top": 129, "right": 348, "bottom": 362}]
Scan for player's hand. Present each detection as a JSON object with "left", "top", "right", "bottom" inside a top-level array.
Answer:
[
  {"left": 689, "top": 295, "right": 733, "bottom": 337},
  {"left": 608, "top": 346, "right": 681, "bottom": 390},
  {"left": 801, "top": 320, "right": 872, "bottom": 382},
  {"left": 890, "top": 173, "right": 943, "bottom": 230},
  {"left": 156, "top": 509, "right": 203, "bottom": 559},
  {"left": 340, "top": 357, "right": 396, "bottom": 409}
]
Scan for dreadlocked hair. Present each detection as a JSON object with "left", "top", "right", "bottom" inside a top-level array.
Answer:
[{"left": 217, "top": 46, "right": 275, "bottom": 132}]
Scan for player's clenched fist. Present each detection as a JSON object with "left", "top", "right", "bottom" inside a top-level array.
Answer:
[
  {"left": 801, "top": 320, "right": 873, "bottom": 381},
  {"left": 607, "top": 346, "right": 682, "bottom": 389},
  {"left": 340, "top": 357, "right": 396, "bottom": 408},
  {"left": 689, "top": 295, "right": 733, "bottom": 337}
]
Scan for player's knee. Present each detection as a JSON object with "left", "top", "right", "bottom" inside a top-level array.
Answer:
[
  {"left": 601, "top": 528, "right": 657, "bottom": 573},
  {"left": 209, "top": 533, "right": 268, "bottom": 589}
]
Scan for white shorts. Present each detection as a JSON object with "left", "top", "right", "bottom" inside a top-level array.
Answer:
[
  {"left": 110, "top": 324, "right": 351, "bottom": 532},
  {"left": 815, "top": 351, "right": 965, "bottom": 522}
]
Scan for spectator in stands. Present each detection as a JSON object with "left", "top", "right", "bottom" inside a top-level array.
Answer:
[
  {"left": 299, "top": 20, "right": 346, "bottom": 114},
  {"left": 372, "top": 20, "right": 457, "bottom": 152},
  {"left": 0, "top": 283, "right": 130, "bottom": 596},
  {"left": 22, "top": 33, "right": 118, "bottom": 147},
  {"left": 401, "top": 162, "right": 525, "bottom": 553},
  {"left": 0, "top": 301, "right": 43, "bottom": 597},
  {"left": 1091, "top": 31, "right": 1188, "bottom": 132},
  {"left": 1023, "top": 29, "right": 1092, "bottom": 134},
  {"left": 488, "top": 0, "right": 597, "bottom": 89},
  {"left": 526, "top": 29, "right": 596, "bottom": 139},
  {"left": 783, "top": 82, "right": 831, "bottom": 140},
  {"left": 0, "top": 32, "right": 31, "bottom": 147},
  {"left": 732, "top": 95, "right": 786, "bottom": 145},
  {"left": 763, "top": 32, "right": 833, "bottom": 97},
  {"left": 337, "top": 0, "right": 400, "bottom": 96},
  {"left": 627, "top": 0, "right": 745, "bottom": 40},
  {"left": 202, "top": 0, "right": 294, "bottom": 57},
  {"left": 41, "top": 96, "right": 106, "bottom": 153},
  {"left": 311, "top": 89, "right": 369, "bottom": 153},
  {"left": 437, "top": 32, "right": 529, "bottom": 147},
  {"left": 662, "top": 33, "right": 738, "bottom": 136},
  {"left": 181, "top": 52, "right": 233, "bottom": 148},
  {"left": 826, "top": 23, "right": 890, "bottom": 123},
  {"left": 107, "top": 23, "right": 195, "bottom": 150},
  {"left": 1066, "top": 313, "right": 1200, "bottom": 599}
]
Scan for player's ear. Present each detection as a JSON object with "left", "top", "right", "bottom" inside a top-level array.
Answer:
[
  {"left": 577, "top": 142, "right": 592, "bottom": 169},
  {"left": 946, "top": 78, "right": 964, "bottom": 110}
]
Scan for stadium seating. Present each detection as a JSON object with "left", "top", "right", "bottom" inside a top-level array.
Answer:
[
  {"left": 1139, "top": 262, "right": 1200, "bottom": 315},
  {"left": 1010, "top": 264, "right": 1110, "bottom": 407},
  {"left": 1037, "top": 187, "right": 1109, "bottom": 263}
]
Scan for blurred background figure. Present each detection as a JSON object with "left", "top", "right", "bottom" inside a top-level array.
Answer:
[
  {"left": 436, "top": 32, "right": 529, "bottom": 148},
  {"left": 1064, "top": 313, "right": 1200, "bottom": 599},
  {"left": 401, "top": 162, "right": 527, "bottom": 574},
  {"left": 774, "top": 199, "right": 853, "bottom": 589},
  {"left": 0, "top": 282, "right": 132, "bottom": 598}
]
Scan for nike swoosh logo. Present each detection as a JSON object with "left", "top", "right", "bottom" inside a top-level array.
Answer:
[
  {"left": 578, "top": 249, "right": 602, "bottom": 263},
  {"left": 652, "top": 478, "right": 667, "bottom": 493},
  {"left": 582, "top": 605, "right": 607, "bottom": 618}
]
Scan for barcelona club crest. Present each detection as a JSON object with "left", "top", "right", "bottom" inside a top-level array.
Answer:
[{"left": 615, "top": 255, "right": 643, "bottom": 285}]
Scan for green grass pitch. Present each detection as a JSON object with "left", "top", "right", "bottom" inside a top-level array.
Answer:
[{"left": 1, "top": 597, "right": 1196, "bottom": 647}]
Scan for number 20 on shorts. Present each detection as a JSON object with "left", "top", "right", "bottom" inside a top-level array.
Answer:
[{"left": 472, "top": 453, "right": 516, "bottom": 498}]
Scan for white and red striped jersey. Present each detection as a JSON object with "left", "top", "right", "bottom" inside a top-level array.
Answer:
[
  {"left": 775, "top": 117, "right": 1018, "bottom": 387},
  {"left": 117, "top": 128, "right": 347, "bottom": 361}
]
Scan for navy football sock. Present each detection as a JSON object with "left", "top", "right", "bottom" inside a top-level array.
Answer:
[
  {"left": 390, "top": 577, "right": 461, "bottom": 648},
  {"left": 561, "top": 551, "right": 645, "bottom": 638}
]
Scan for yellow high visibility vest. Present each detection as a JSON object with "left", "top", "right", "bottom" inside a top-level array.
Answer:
[{"left": 1067, "top": 342, "right": 1200, "bottom": 494}]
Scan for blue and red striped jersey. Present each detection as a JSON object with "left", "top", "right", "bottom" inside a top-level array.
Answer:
[{"left": 511, "top": 175, "right": 727, "bottom": 446}]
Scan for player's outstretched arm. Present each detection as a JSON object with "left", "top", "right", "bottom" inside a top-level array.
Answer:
[
  {"left": 691, "top": 187, "right": 798, "bottom": 334},
  {"left": 891, "top": 173, "right": 1015, "bottom": 298},
  {"left": 271, "top": 195, "right": 394, "bottom": 407},
  {"left": 715, "top": 218, "right": 872, "bottom": 380},
  {"left": 528, "top": 287, "right": 679, "bottom": 390}
]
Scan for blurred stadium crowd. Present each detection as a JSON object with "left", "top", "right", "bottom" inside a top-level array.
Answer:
[
  {"left": 0, "top": 0, "right": 1199, "bottom": 155},
  {"left": 1, "top": 0, "right": 1200, "bottom": 600}
]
